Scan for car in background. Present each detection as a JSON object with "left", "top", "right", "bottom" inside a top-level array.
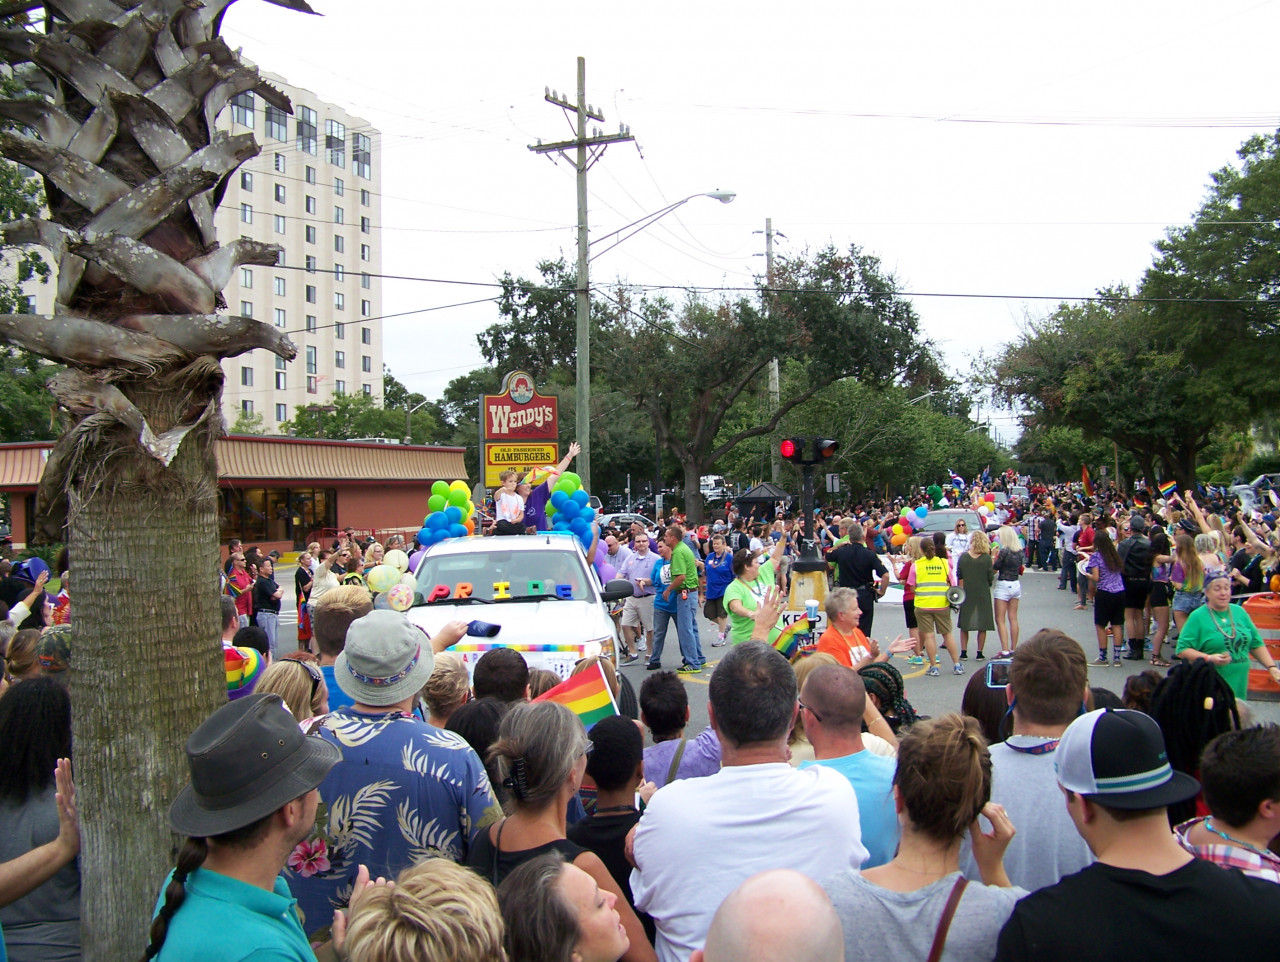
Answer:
[
  {"left": 911, "top": 508, "right": 987, "bottom": 535},
  {"left": 405, "top": 532, "right": 633, "bottom": 674},
  {"left": 598, "top": 512, "right": 658, "bottom": 535}
]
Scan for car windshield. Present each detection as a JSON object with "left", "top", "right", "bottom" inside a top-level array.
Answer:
[
  {"left": 914, "top": 512, "right": 984, "bottom": 533},
  {"left": 412, "top": 548, "right": 595, "bottom": 605}
]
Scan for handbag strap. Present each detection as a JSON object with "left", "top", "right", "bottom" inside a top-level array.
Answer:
[
  {"left": 926, "top": 876, "right": 968, "bottom": 962},
  {"left": 665, "top": 737, "right": 688, "bottom": 785}
]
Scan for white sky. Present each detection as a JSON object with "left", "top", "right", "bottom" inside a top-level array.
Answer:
[{"left": 222, "top": 0, "right": 1280, "bottom": 446}]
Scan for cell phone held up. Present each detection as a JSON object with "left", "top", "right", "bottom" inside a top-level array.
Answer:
[{"left": 985, "top": 658, "right": 1013, "bottom": 689}]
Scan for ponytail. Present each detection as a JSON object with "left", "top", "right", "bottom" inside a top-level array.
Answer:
[{"left": 142, "top": 837, "right": 208, "bottom": 960}]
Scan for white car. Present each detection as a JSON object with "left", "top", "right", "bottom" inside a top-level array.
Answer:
[{"left": 405, "top": 533, "right": 633, "bottom": 678}]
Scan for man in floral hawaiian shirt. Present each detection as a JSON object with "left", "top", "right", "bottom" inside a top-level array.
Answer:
[{"left": 286, "top": 610, "right": 502, "bottom": 939}]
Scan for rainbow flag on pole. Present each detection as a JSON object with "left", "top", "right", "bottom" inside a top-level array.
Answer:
[
  {"left": 533, "top": 662, "right": 618, "bottom": 730},
  {"left": 1158, "top": 480, "right": 1177, "bottom": 499},
  {"left": 1082, "top": 465, "right": 1094, "bottom": 498}
]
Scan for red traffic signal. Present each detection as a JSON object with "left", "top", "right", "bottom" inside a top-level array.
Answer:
[{"left": 780, "top": 438, "right": 805, "bottom": 463}]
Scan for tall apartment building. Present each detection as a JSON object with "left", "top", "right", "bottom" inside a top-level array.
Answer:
[
  {"left": 217, "top": 72, "right": 383, "bottom": 429},
  {"left": 21, "top": 71, "right": 384, "bottom": 432}
]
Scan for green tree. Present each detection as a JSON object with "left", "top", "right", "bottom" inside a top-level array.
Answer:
[
  {"left": 0, "top": 348, "right": 59, "bottom": 442},
  {"left": 594, "top": 244, "right": 935, "bottom": 523},
  {"left": 228, "top": 407, "right": 267, "bottom": 436},
  {"left": 0, "top": 5, "right": 314, "bottom": 955},
  {"left": 287, "top": 391, "right": 440, "bottom": 445},
  {"left": 480, "top": 258, "right": 583, "bottom": 381}
]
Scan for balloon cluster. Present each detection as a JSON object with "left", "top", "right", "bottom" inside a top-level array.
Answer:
[
  {"left": 546, "top": 472, "right": 595, "bottom": 550},
  {"left": 418, "top": 480, "right": 477, "bottom": 547},
  {"left": 365, "top": 548, "right": 417, "bottom": 611},
  {"left": 977, "top": 492, "right": 997, "bottom": 520},
  {"left": 889, "top": 505, "right": 929, "bottom": 547}
]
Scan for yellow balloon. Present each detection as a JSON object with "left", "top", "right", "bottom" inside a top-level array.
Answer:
[
  {"left": 449, "top": 479, "right": 469, "bottom": 494},
  {"left": 366, "top": 564, "right": 400, "bottom": 594}
]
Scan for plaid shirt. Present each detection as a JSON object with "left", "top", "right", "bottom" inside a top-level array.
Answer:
[{"left": 1175, "top": 817, "right": 1280, "bottom": 883}]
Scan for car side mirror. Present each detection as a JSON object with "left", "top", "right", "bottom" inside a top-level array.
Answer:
[{"left": 600, "top": 578, "right": 635, "bottom": 602}]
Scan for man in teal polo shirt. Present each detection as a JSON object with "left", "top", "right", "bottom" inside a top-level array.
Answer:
[
  {"left": 665, "top": 525, "right": 706, "bottom": 673},
  {"left": 142, "top": 693, "right": 341, "bottom": 961}
]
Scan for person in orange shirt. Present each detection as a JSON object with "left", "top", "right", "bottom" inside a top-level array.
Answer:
[{"left": 816, "top": 588, "right": 914, "bottom": 670}]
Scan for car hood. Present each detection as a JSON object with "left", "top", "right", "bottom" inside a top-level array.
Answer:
[{"left": 405, "top": 599, "right": 610, "bottom": 648}]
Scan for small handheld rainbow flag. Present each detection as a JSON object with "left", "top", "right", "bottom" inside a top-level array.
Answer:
[
  {"left": 1158, "top": 480, "right": 1177, "bottom": 499},
  {"left": 1082, "top": 465, "right": 1094, "bottom": 498},
  {"left": 533, "top": 661, "right": 618, "bottom": 730}
]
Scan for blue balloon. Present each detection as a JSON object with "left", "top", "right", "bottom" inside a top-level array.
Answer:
[
  {"left": 579, "top": 506, "right": 596, "bottom": 525},
  {"left": 445, "top": 505, "right": 463, "bottom": 524},
  {"left": 426, "top": 513, "right": 445, "bottom": 530},
  {"left": 550, "top": 490, "right": 568, "bottom": 509},
  {"left": 429, "top": 529, "right": 446, "bottom": 544},
  {"left": 559, "top": 500, "right": 580, "bottom": 519},
  {"left": 449, "top": 523, "right": 468, "bottom": 538},
  {"left": 571, "top": 489, "right": 589, "bottom": 506},
  {"left": 417, "top": 526, "right": 432, "bottom": 546},
  {"left": 570, "top": 517, "right": 590, "bottom": 535},
  {"left": 914, "top": 506, "right": 928, "bottom": 519}
]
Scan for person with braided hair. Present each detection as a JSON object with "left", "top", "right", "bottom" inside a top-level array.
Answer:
[
  {"left": 463, "top": 701, "right": 657, "bottom": 962},
  {"left": 857, "top": 662, "right": 919, "bottom": 735},
  {"left": 142, "top": 692, "right": 341, "bottom": 961}
]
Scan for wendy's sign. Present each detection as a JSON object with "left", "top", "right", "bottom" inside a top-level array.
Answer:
[{"left": 482, "top": 371, "right": 559, "bottom": 487}]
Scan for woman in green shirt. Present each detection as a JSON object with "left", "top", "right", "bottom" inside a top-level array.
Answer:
[
  {"left": 724, "top": 536, "right": 787, "bottom": 645},
  {"left": 1176, "top": 571, "right": 1280, "bottom": 699}
]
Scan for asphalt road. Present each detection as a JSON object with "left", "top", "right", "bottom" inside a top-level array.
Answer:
[{"left": 272, "top": 566, "right": 1280, "bottom": 729}]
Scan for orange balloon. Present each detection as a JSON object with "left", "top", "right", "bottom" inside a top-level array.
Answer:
[
  {"left": 464, "top": 518, "right": 475, "bottom": 535},
  {"left": 891, "top": 532, "right": 908, "bottom": 546}
]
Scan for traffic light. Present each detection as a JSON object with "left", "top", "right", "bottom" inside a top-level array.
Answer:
[
  {"left": 780, "top": 438, "right": 806, "bottom": 464},
  {"left": 813, "top": 438, "right": 840, "bottom": 461}
]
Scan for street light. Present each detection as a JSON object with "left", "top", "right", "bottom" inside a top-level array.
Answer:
[
  {"left": 403, "top": 398, "right": 431, "bottom": 446},
  {"left": 575, "top": 189, "right": 735, "bottom": 491}
]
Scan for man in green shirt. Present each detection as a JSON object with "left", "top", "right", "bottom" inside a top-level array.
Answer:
[{"left": 665, "top": 525, "right": 706, "bottom": 673}]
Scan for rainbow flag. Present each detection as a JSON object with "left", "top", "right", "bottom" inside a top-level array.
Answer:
[
  {"left": 533, "top": 662, "right": 618, "bottom": 730},
  {"left": 1082, "top": 465, "right": 1094, "bottom": 498},
  {"left": 1158, "top": 480, "right": 1177, "bottom": 499}
]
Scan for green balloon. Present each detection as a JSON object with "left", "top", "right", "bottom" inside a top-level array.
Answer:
[
  {"left": 560, "top": 472, "right": 581, "bottom": 490},
  {"left": 427, "top": 494, "right": 446, "bottom": 513},
  {"left": 431, "top": 480, "right": 449, "bottom": 497},
  {"left": 448, "top": 488, "right": 468, "bottom": 507}
]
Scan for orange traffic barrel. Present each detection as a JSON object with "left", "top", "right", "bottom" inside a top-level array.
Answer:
[{"left": 1244, "top": 595, "right": 1280, "bottom": 701}]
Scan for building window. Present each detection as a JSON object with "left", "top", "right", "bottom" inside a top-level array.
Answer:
[
  {"left": 307, "top": 375, "right": 317, "bottom": 394},
  {"left": 240, "top": 267, "right": 253, "bottom": 288},
  {"left": 305, "top": 225, "right": 316, "bottom": 244},
  {"left": 275, "top": 372, "right": 287, "bottom": 391},
  {"left": 305, "top": 195, "right": 316, "bottom": 215},
  {"left": 362, "top": 383, "right": 372, "bottom": 396},
  {"left": 353, "top": 132, "right": 371, "bottom": 179},
  {"left": 305, "top": 314, "right": 317, "bottom": 333},
  {"left": 333, "top": 206, "right": 344, "bottom": 225},
  {"left": 335, "top": 350, "right": 345, "bottom": 368},
  {"left": 297, "top": 105, "right": 317, "bottom": 154},
  {"left": 305, "top": 255, "right": 317, "bottom": 273},
  {"left": 361, "top": 188, "right": 371, "bottom": 206},
  {"left": 360, "top": 244, "right": 370, "bottom": 261},
  {"left": 361, "top": 273, "right": 371, "bottom": 289},
  {"left": 265, "top": 104, "right": 288, "bottom": 141},
  {"left": 334, "top": 292, "right": 345, "bottom": 310},
  {"left": 273, "top": 214, "right": 286, "bottom": 234},
  {"left": 334, "top": 177, "right": 344, "bottom": 196},
  {"left": 305, "top": 345, "right": 317, "bottom": 374},
  {"left": 240, "top": 300, "right": 253, "bottom": 318},
  {"left": 272, "top": 183, "right": 284, "bottom": 203},
  {"left": 274, "top": 308, "right": 287, "bottom": 328},
  {"left": 276, "top": 355, "right": 286, "bottom": 371},
  {"left": 241, "top": 399, "right": 254, "bottom": 415},
  {"left": 240, "top": 366, "right": 253, "bottom": 386},
  {"left": 326, "top": 119, "right": 346, "bottom": 167},
  {"left": 361, "top": 299, "right": 371, "bottom": 317},
  {"left": 335, "top": 379, "right": 346, "bottom": 394},
  {"left": 230, "top": 91, "right": 254, "bottom": 127},
  {"left": 334, "top": 235, "right": 345, "bottom": 254},
  {"left": 361, "top": 355, "right": 372, "bottom": 373},
  {"left": 305, "top": 165, "right": 317, "bottom": 184},
  {"left": 361, "top": 327, "right": 372, "bottom": 344},
  {"left": 240, "top": 170, "right": 253, "bottom": 191},
  {"left": 334, "top": 264, "right": 345, "bottom": 281},
  {"left": 305, "top": 285, "right": 317, "bottom": 304},
  {"left": 276, "top": 249, "right": 286, "bottom": 266},
  {"left": 274, "top": 276, "right": 286, "bottom": 296},
  {"left": 335, "top": 322, "right": 345, "bottom": 339},
  {"left": 360, "top": 216, "right": 370, "bottom": 234},
  {"left": 274, "top": 152, "right": 286, "bottom": 172},
  {"left": 275, "top": 403, "right": 287, "bottom": 422},
  {"left": 240, "top": 203, "right": 253, "bottom": 224}
]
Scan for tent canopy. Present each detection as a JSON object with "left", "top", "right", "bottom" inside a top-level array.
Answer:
[{"left": 737, "top": 482, "right": 791, "bottom": 503}]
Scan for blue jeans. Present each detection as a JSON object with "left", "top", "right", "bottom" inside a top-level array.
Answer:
[
  {"left": 256, "top": 610, "right": 279, "bottom": 659},
  {"left": 649, "top": 606, "right": 677, "bottom": 667},
  {"left": 675, "top": 591, "right": 704, "bottom": 668}
]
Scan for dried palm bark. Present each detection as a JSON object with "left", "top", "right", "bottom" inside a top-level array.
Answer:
[{"left": 0, "top": 2, "right": 317, "bottom": 957}]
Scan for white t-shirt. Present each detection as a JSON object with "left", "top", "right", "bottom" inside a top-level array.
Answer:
[
  {"left": 631, "top": 762, "right": 868, "bottom": 962},
  {"left": 947, "top": 532, "right": 972, "bottom": 557},
  {"left": 495, "top": 490, "right": 524, "bottom": 523}
]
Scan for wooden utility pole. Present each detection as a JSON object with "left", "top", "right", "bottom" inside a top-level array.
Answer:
[
  {"left": 764, "top": 218, "right": 781, "bottom": 482},
  {"left": 529, "top": 57, "right": 634, "bottom": 491}
]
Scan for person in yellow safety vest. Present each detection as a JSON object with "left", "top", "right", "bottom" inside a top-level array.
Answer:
[{"left": 906, "top": 538, "right": 963, "bottom": 677}]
